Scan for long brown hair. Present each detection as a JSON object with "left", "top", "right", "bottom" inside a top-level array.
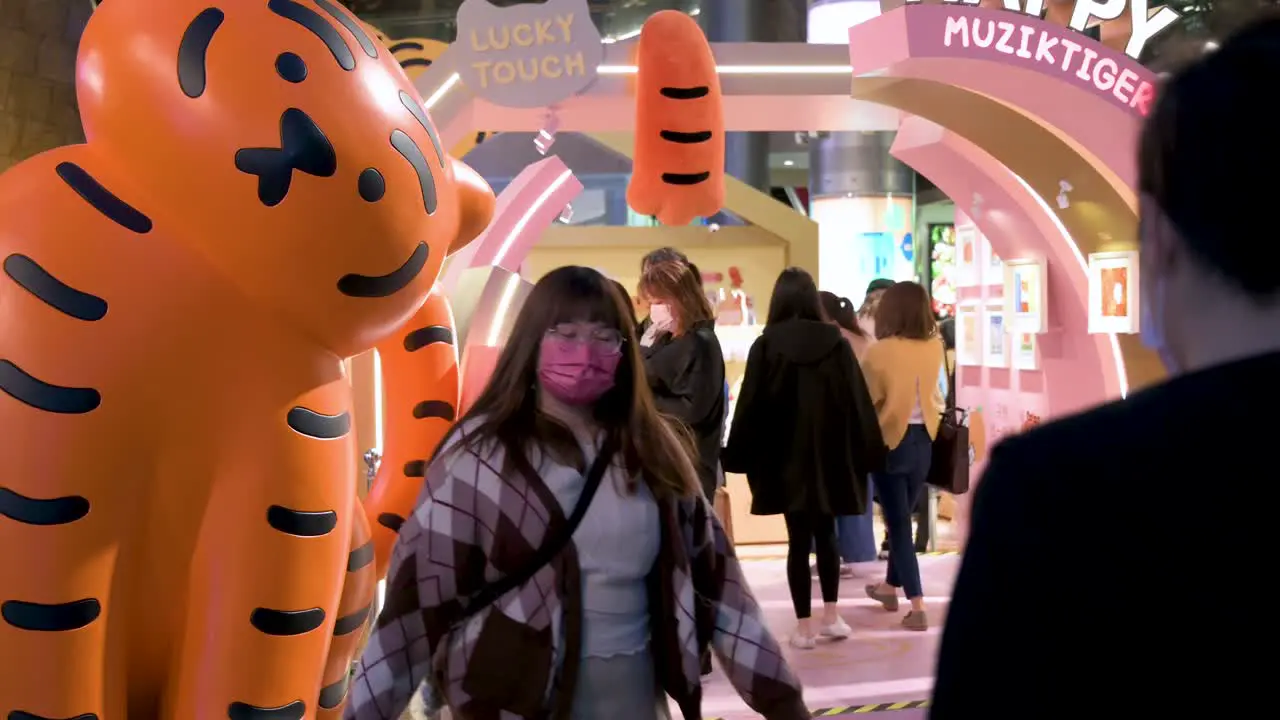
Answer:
[
  {"left": 639, "top": 260, "right": 714, "bottom": 335},
  {"left": 441, "top": 266, "right": 699, "bottom": 499},
  {"left": 873, "top": 282, "right": 938, "bottom": 340},
  {"left": 641, "top": 246, "right": 689, "bottom": 272}
]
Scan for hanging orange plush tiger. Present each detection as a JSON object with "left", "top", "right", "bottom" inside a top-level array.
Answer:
[
  {"left": 627, "top": 10, "right": 726, "bottom": 226},
  {"left": 0, "top": 1, "right": 492, "bottom": 719}
]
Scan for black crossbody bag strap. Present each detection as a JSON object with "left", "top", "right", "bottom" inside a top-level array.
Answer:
[
  {"left": 944, "top": 337, "right": 957, "bottom": 410},
  {"left": 454, "top": 437, "right": 619, "bottom": 623}
]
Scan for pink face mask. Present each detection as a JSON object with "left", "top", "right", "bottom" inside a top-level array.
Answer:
[{"left": 537, "top": 335, "right": 622, "bottom": 406}]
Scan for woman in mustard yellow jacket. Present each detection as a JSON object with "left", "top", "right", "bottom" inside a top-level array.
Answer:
[{"left": 857, "top": 282, "right": 945, "bottom": 631}]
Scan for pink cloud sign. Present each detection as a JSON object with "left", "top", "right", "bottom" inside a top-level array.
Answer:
[{"left": 453, "top": 0, "right": 603, "bottom": 109}]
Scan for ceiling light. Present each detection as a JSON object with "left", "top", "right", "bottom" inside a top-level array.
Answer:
[{"left": 596, "top": 64, "right": 852, "bottom": 75}]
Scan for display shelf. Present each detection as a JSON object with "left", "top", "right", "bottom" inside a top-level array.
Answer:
[{"left": 715, "top": 323, "right": 764, "bottom": 363}]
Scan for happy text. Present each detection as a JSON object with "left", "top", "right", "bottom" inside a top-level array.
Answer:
[{"left": 907, "top": 0, "right": 1180, "bottom": 59}]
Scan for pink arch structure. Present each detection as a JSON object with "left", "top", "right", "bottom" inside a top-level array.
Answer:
[
  {"left": 851, "top": 4, "right": 1149, "bottom": 194},
  {"left": 443, "top": 156, "right": 584, "bottom": 415},
  {"left": 849, "top": 5, "right": 1165, "bottom": 393},
  {"left": 892, "top": 117, "right": 1123, "bottom": 416}
]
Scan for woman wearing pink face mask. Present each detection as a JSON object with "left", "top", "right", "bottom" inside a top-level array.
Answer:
[{"left": 347, "top": 266, "right": 807, "bottom": 720}]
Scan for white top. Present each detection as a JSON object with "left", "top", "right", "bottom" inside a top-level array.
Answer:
[
  {"left": 908, "top": 378, "right": 925, "bottom": 424},
  {"left": 539, "top": 430, "right": 660, "bottom": 659},
  {"left": 908, "top": 361, "right": 951, "bottom": 425}
]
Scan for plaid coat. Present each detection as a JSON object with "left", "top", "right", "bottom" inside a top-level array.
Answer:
[{"left": 344, "top": 430, "right": 808, "bottom": 720}]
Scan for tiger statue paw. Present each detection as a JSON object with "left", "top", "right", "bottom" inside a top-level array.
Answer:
[{"left": 0, "top": 1, "right": 493, "bottom": 719}]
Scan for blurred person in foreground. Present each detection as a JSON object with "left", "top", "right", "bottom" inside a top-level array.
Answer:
[
  {"left": 346, "top": 266, "right": 806, "bottom": 720},
  {"left": 931, "top": 17, "right": 1280, "bottom": 714}
]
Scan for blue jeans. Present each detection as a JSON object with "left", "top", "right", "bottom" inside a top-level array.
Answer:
[
  {"left": 873, "top": 424, "right": 932, "bottom": 598},
  {"left": 835, "top": 479, "right": 878, "bottom": 563}
]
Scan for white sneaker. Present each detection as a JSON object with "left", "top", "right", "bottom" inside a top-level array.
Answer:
[
  {"left": 820, "top": 616, "right": 853, "bottom": 639},
  {"left": 789, "top": 633, "right": 816, "bottom": 650}
]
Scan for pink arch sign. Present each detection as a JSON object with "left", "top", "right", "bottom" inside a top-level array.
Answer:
[
  {"left": 850, "top": 4, "right": 1153, "bottom": 194},
  {"left": 850, "top": 5, "right": 1165, "bottom": 396},
  {"left": 442, "top": 155, "right": 583, "bottom": 410},
  {"left": 440, "top": 155, "right": 583, "bottom": 293}
]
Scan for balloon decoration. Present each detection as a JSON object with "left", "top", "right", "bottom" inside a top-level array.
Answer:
[
  {"left": 0, "top": 1, "right": 493, "bottom": 718},
  {"left": 627, "top": 10, "right": 726, "bottom": 226}
]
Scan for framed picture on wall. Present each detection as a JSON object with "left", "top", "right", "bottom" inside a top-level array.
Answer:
[
  {"left": 1013, "top": 331, "right": 1039, "bottom": 370},
  {"left": 955, "top": 226, "right": 979, "bottom": 287},
  {"left": 1003, "top": 257, "right": 1048, "bottom": 334},
  {"left": 955, "top": 304, "right": 982, "bottom": 367},
  {"left": 1087, "top": 251, "right": 1141, "bottom": 334},
  {"left": 983, "top": 308, "right": 1008, "bottom": 368}
]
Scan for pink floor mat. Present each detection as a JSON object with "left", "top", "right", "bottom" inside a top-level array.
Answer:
[{"left": 689, "top": 553, "right": 960, "bottom": 719}]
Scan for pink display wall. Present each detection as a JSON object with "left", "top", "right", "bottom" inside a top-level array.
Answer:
[{"left": 953, "top": 212, "right": 1050, "bottom": 477}]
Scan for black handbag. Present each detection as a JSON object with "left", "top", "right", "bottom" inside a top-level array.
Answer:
[{"left": 927, "top": 345, "right": 971, "bottom": 495}]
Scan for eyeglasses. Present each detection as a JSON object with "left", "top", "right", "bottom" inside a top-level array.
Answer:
[{"left": 547, "top": 324, "right": 625, "bottom": 352}]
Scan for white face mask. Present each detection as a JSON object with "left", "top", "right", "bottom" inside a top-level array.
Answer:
[{"left": 649, "top": 303, "right": 673, "bottom": 330}]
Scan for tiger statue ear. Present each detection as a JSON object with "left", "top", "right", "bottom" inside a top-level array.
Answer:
[
  {"left": 449, "top": 157, "right": 495, "bottom": 256},
  {"left": 360, "top": 19, "right": 391, "bottom": 49}
]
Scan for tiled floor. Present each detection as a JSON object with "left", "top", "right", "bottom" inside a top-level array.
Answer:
[
  {"left": 693, "top": 550, "right": 960, "bottom": 719},
  {"left": 733, "top": 516, "right": 962, "bottom": 562}
]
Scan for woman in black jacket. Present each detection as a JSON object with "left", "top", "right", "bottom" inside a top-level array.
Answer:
[
  {"left": 723, "top": 267, "right": 885, "bottom": 649},
  {"left": 640, "top": 259, "right": 726, "bottom": 500}
]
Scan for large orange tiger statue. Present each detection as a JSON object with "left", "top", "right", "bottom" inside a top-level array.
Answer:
[{"left": 0, "top": 1, "right": 493, "bottom": 719}]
